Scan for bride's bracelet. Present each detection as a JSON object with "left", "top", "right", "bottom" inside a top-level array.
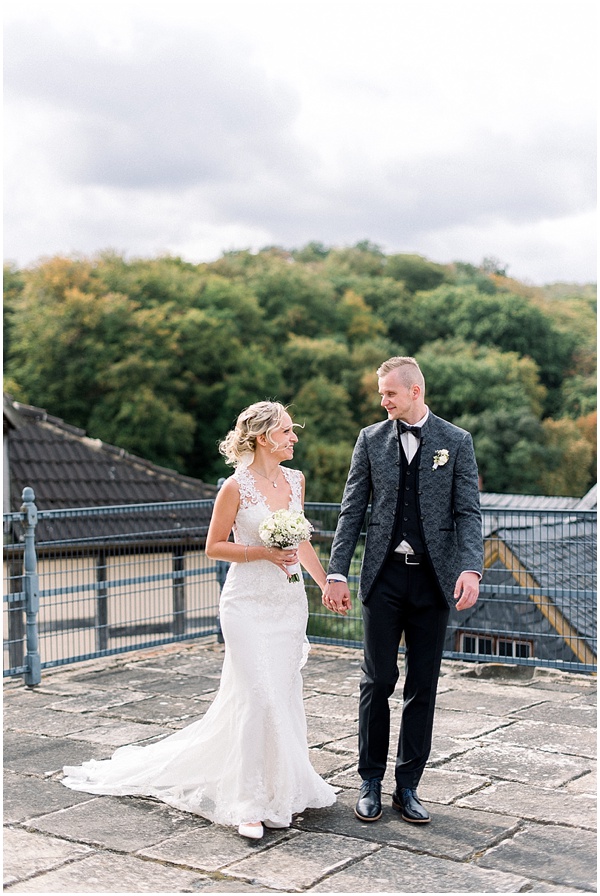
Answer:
[{"left": 244, "top": 545, "right": 249, "bottom": 563}]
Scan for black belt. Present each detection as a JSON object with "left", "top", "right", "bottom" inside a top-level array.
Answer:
[{"left": 392, "top": 552, "right": 425, "bottom": 566}]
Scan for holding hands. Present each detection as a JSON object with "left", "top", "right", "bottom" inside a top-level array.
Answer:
[{"left": 322, "top": 580, "right": 352, "bottom": 616}]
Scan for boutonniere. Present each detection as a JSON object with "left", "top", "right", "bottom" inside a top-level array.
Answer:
[{"left": 432, "top": 449, "right": 449, "bottom": 470}]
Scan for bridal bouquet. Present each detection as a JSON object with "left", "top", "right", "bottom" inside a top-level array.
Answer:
[{"left": 259, "top": 509, "right": 314, "bottom": 583}]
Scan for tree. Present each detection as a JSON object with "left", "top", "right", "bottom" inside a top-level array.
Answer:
[
  {"left": 536, "top": 418, "right": 595, "bottom": 497},
  {"left": 386, "top": 284, "right": 575, "bottom": 413},
  {"left": 419, "top": 338, "right": 546, "bottom": 421},
  {"left": 457, "top": 408, "right": 546, "bottom": 493},
  {"left": 418, "top": 339, "right": 549, "bottom": 493},
  {"left": 385, "top": 254, "right": 447, "bottom": 293},
  {"left": 2, "top": 263, "right": 24, "bottom": 362},
  {"left": 278, "top": 336, "right": 351, "bottom": 396},
  {"left": 7, "top": 282, "right": 140, "bottom": 427}
]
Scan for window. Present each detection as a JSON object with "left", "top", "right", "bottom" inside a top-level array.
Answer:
[{"left": 458, "top": 631, "right": 532, "bottom": 659}]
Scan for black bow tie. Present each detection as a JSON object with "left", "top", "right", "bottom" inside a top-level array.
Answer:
[{"left": 399, "top": 423, "right": 422, "bottom": 438}]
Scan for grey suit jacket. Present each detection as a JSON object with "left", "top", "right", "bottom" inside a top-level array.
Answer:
[{"left": 328, "top": 412, "right": 484, "bottom": 606}]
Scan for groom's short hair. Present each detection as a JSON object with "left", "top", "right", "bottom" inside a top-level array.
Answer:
[{"left": 377, "top": 357, "right": 425, "bottom": 390}]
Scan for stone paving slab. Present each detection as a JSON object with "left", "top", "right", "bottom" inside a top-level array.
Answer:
[
  {"left": 305, "top": 715, "right": 358, "bottom": 748},
  {"left": 65, "top": 718, "right": 172, "bottom": 747},
  {"left": 102, "top": 693, "right": 212, "bottom": 727},
  {"left": 302, "top": 655, "right": 362, "bottom": 698},
  {"left": 307, "top": 844, "right": 529, "bottom": 893},
  {"left": 3, "top": 827, "right": 92, "bottom": 887},
  {"left": 295, "top": 788, "right": 521, "bottom": 862},
  {"left": 457, "top": 780, "right": 597, "bottom": 830},
  {"left": 68, "top": 665, "right": 171, "bottom": 688},
  {"left": 512, "top": 670, "right": 596, "bottom": 695},
  {"left": 570, "top": 691, "right": 598, "bottom": 706},
  {"left": 68, "top": 666, "right": 221, "bottom": 699},
  {"left": 414, "top": 767, "right": 490, "bottom": 804},
  {"left": 3, "top": 731, "right": 111, "bottom": 776},
  {"left": 129, "top": 644, "right": 225, "bottom": 671},
  {"left": 479, "top": 718, "right": 597, "bottom": 759},
  {"left": 129, "top": 673, "right": 222, "bottom": 699},
  {"left": 476, "top": 821, "right": 597, "bottom": 890},
  {"left": 526, "top": 885, "right": 589, "bottom": 893},
  {"left": 2, "top": 702, "right": 102, "bottom": 737},
  {"left": 512, "top": 700, "right": 597, "bottom": 727},
  {"left": 307, "top": 746, "right": 355, "bottom": 778},
  {"left": 566, "top": 768, "right": 597, "bottom": 795},
  {"left": 435, "top": 684, "right": 553, "bottom": 715},
  {"left": 5, "top": 851, "right": 205, "bottom": 893},
  {"left": 427, "top": 733, "right": 474, "bottom": 764},
  {"left": 221, "top": 831, "right": 379, "bottom": 891},
  {"left": 302, "top": 692, "right": 358, "bottom": 720},
  {"left": 3, "top": 770, "right": 93, "bottom": 823},
  {"left": 431, "top": 708, "right": 514, "bottom": 740},
  {"left": 48, "top": 689, "right": 152, "bottom": 713},
  {"left": 3, "top": 643, "right": 597, "bottom": 894},
  {"left": 441, "top": 741, "right": 594, "bottom": 787},
  {"left": 28, "top": 795, "right": 202, "bottom": 851},
  {"left": 327, "top": 763, "right": 490, "bottom": 804},
  {"left": 139, "top": 824, "right": 296, "bottom": 872}
]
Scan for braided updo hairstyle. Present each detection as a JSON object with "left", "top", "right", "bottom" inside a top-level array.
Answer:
[{"left": 219, "top": 401, "right": 288, "bottom": 467}]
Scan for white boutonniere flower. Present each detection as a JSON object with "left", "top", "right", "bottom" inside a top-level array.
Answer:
[{"left": 432, "top": 449, "right": 449, "bottom": 470}]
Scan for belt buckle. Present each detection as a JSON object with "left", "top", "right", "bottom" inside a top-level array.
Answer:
[{"left": 404, "top": 554, "right": 420, "bottom": 566}]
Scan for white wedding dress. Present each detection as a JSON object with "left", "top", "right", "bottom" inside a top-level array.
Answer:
[{"left": 62, "top": 466, "right": 336, "bottom": 827}]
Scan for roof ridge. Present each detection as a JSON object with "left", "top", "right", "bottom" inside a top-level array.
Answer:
[{"left": 4, "top": 393, "right": 217, "bottom": 506}]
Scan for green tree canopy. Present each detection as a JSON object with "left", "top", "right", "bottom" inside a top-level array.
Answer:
[{"left": 4, "top": 249, "right": 595, "bottom": 499}]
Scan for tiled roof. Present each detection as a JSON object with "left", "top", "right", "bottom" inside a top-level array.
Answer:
[
  {"left": 497, "top": 518, "right": 597, "bottom": 657},
  {"left": 5, "top": 394, "right": 217, "bottom": 513},
  {"left": 480, "top": 490, "right": 596, "bottom": 511}
]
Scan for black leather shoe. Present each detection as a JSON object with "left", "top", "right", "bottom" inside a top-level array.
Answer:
[
  {"left": 392, "top": 787, "right": 431, "bottom": 823},
  {"left": 354, "top": 779, "right": 382, "bottom": 822}
]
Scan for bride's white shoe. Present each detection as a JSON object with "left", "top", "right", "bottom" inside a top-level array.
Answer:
[
  {"left": 263, "top": 819, "right": 289, "bottom": 829},
  {"left": 238, "top": 822, "right": 264, "bottom": 839}
]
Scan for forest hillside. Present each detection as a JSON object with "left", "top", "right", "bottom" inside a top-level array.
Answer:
[{"left": 3, "top": 243, "right": 596, "bottom": 501}]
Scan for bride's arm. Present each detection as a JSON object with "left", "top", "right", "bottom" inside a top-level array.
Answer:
[
  {"left": 298, "top": 541, "right": 327, "bottom": 590},
  {"left": 205, "top": 478, "right": 247, "bottom": 563}
]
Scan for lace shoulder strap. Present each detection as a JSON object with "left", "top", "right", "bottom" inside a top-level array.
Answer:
[
  {"left": 281, "top": 467, "right": 303, "bottom": 510},
  {"left": 232, "top": 467, "right": 262, "bottom": 509}
]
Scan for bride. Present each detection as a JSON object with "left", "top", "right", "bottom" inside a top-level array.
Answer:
[{"left": 62, "top": 401, "right": 336, "bottom": 839}]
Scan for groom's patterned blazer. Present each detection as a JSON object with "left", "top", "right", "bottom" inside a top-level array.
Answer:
[{"left": 328, "top": 412, "right": 484, "bottom": 606}]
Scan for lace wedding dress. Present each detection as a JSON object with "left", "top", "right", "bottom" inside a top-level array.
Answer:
[{"left": 62, "top": 466, "right": 336, "bottom": 827}]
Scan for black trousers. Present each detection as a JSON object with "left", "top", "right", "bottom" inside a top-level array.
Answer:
[{"left": 358, "top": 554, "right": 449, "bottom": 788}]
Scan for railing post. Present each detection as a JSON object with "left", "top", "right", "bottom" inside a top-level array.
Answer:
[
  {"left": 7, "top": 554, "right": 25, "bottom": 670},
  {"left": 21, "top": 487, "right": 41, "bottom": 687},
  {"left": 96, "top": 549, "right": 108, "bottom": 651},
  {"left": 173, "top": 547, "right": 186, "bottom": 636}
]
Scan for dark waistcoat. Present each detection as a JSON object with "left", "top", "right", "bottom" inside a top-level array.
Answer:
[{"left": 389, "top": 439, "right": 425, "bottom": 556}]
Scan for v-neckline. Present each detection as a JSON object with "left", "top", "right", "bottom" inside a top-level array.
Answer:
[{"left": 246, "top": 466, "right": 293, "bottom": 514}]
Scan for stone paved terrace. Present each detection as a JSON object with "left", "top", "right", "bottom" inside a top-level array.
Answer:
[{"left": 3, "top": 640, "right": 597, "bottom": 894}]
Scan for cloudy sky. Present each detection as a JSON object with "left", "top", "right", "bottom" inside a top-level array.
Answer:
[{"left": 4, "top": 0, "right": 597, "bottom": 284}]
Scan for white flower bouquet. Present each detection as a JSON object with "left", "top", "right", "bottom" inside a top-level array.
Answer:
[{"left": 259, "top": 509, "right": 313, "bottom": 583}]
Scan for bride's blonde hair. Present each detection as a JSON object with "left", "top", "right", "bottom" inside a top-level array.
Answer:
[{"left": 219, "top": 401, "right": 288, "bottom": 467}]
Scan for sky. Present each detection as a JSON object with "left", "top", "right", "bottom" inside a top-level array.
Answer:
[{"left": 3, "top": 0, "right": 597, "bottom": 284}]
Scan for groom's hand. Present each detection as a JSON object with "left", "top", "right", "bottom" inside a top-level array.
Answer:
[
  {"left": 454, "top": 571, "right": 480, "bottom": 611},
  {"left": 322, "top": 581, "right": 351, "bottom": 616}
]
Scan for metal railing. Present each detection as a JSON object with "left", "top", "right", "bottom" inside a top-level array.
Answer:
[{"left": 4, "top": 490, "right": 597, "bottom": 683}]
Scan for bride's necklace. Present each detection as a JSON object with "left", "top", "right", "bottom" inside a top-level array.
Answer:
[{"left": 251, "top": 466, "right": 281, "bottom": 488}]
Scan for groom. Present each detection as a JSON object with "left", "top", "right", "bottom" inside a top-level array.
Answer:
[{"left": 323, "top": 356, "right": 483, "bottom": 824}]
